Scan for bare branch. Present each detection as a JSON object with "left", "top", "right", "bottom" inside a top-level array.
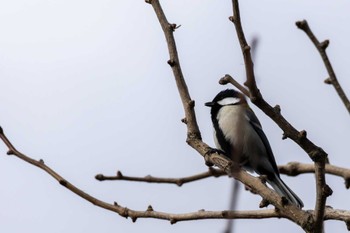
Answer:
[
  {"left": 324, "top": 208, "right": 350, "bottom": 230},
  {"left": 228, "top": 1, "right": 330, "bottom": 232},
  {"left": 2, "top": 1, "right": 347, "bottom": 232},
  {"left": 146, "top": 0, "right": 201, "bottom": 145},
  {"left": 0, "top": 126, "right": 297, "bottom": 224},
  {"left": 294, "top": 19, "right": 345, "bottom": 232},
  {"left": 0, "top": 125, "right": 348, "bottom": 227},
  {"left": 279, "top": 162, "right": 350, "bottom": 188},
  {"left": 219, "top": 74, "right": 250, "bottom": 97},
  {"left": 95, "top": 168, "right": 226, "bottom": 186},
  {"left": 1, "top": 124, "right": 349, "bottom": 228},
  {"left": 229, "top": 0, "right": 260, "bottom": 99},
  {"left": 296, "top": 20, "right": 350, "bottom": 114},
  {"left": 95, "top": 162, "right": 350, "bottom": 191},
  {"left": 0, "top": 1, "right": 313, "bottom": 228}
]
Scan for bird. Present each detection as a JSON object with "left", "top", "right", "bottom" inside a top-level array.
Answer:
[{"left": 205, "top": 89, "right": 303, "bottom": 208}]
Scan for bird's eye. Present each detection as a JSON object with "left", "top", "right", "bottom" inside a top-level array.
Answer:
[{"left": 217, "top": 97, "right": 240, "bottom": 106}]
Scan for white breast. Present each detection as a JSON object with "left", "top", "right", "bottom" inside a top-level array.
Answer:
[{"left": 215, "top": 105, "right": 247, "bottom": 153}]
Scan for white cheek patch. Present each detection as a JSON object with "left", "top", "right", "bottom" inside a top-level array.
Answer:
[{"left": 217, "top": 97, "right": 240, "bottom": 106}]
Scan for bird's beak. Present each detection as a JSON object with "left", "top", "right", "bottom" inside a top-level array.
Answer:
[{"left": 205, "top": 102, "right": 214, "bottom": 107}]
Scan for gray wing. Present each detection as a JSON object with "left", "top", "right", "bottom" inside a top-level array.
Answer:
[{"left": 245, "top": 107, "right": 279, "bottom": 174}]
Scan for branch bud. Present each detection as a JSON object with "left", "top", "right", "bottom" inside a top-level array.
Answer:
[
  {"left": 282, "top": 133, "right": 288, "bottom": 140},
  {"left": 295, "top": 20, "right": 308, "bottom": 30},
  {"left": 323, "top": 184, "right": 333, "bottom": 197},
  {"left": 298, "top": 130, "right": 307, "bottom": 140},
  {"left": 147, "top": 205, "right": 154, "bottom": 211},
  {"left": 324, "top": 77, "right": 332, "bottom": 85},
  {"left": 228, "top": 16, "right": 236, "bottom": 23},
  {"left": 95, "top": 174, "right": 104, "bottom": 181},
  {"left": 117, "top": 171, "right": 123, "bottom": 178},
  {"left": 7, "top": 150, "right": 14, "bottom": 155},
  {"left": 169, "top": 23, "right": 179, "bottom": 31},
  {"left": 188, "top": 100, "right": 195, "bottom": 108},
  {"left": 259, "top": 199, "right": 270, "bottom": 208},
  {"left": 273, "top": 105, "right": 281, "bottom": 114},
  {"left": 319, "top": 40, "right": 329, "bottom": 50},
  {"left": 167, "top": 59, "right": 176, "bottom": 67},
  {"left": 59, "top": 179, "right": 67, "bottom": 186}
]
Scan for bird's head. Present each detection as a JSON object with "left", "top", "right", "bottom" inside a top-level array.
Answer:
[{"left": 205, "top": 89, "right": 247, "bottom": 109}]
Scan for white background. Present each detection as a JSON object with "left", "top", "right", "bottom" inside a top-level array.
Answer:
[{"left": 1, "top": 0, "right": 350, "bottom": 232}]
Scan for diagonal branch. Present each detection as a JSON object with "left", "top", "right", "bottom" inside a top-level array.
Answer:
[
  {"left": 145, "top": 0, "right": 201, "bottom": 145},
  {"left": 229, "top": 0, "right": 260, "bottom": 99},
  {"left": 296, "top": 20, "right": 350, "bottom": 115},
  {"left": 228, "top": 1, "right": 331, "bottom": 232}
]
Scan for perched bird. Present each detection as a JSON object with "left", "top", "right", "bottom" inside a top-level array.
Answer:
[{"left": 205, "top": 89, "right": 303, "bottom": 208}]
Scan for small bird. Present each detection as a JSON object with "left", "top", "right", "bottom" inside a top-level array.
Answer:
[{"left": 205, "top": 89, "right": 303, "bottom": 208}]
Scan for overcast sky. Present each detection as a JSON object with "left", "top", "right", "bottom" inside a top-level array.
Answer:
[{"left": 1, "top": 1, "right": 350, "bottom": 233}]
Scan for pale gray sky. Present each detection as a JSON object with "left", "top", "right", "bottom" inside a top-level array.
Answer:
[{"left": 1, "top": 1, "right": 350, "bottom": 232}]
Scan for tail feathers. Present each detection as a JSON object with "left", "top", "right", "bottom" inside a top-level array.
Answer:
[{"left": 268, "top": 176, "right": 304, "bottom": 208}]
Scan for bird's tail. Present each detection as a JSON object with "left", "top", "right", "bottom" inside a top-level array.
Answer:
[{"left": 268, "top": 175, "right": 304, "bottom": 208}]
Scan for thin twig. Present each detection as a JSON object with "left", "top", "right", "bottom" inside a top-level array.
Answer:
[
  {"left": 229, "top": 0, "right": 260, "bottom": 100},
  {"left": 95, "top": 162, "right": 350, "bottom": 190},
  {"left": 220, "top": 74, "right": 250, "bottom": 97},
  {"left": 95, "top": 168, "right": 226, "bottom": 186},
  {"left": 296, "top": 20, "right": 350, "bottom": 114},
  {"left": 279, "top": 162, "right": 350, "bottom": 189},
  {"left": 295, "top": 20, "right": 341, "bottom": 232}
]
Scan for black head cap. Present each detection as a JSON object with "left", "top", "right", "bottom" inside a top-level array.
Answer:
[{"left": 205, "top": 89, "right": 243, "bottom": 107}]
